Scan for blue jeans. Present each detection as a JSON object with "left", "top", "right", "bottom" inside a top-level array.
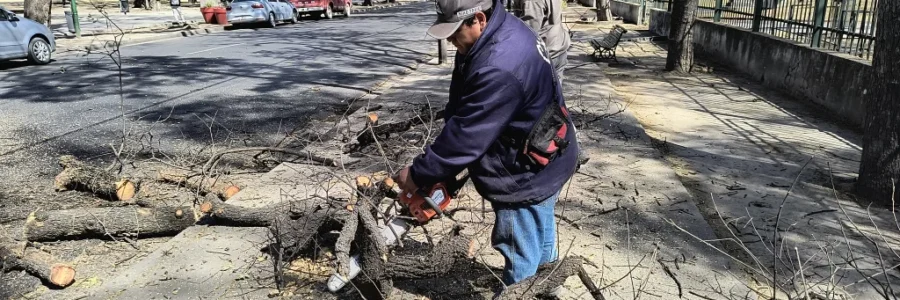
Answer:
[{"left": 491, "top": 192, "right": 559, "bottom": 285}]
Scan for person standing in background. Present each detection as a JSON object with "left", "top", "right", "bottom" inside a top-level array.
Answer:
[
  {"left": 171, "top": 0, "right": 186, "bottom": 23},
  {"left": 507, "top": 0, "right": 590, "bottom": 166}
]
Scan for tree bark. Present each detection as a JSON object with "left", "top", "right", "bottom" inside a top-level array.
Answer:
[
  {"left": 496, "top": 256, "right": 584, "bottom": 299},
  {"left": 384, "top": 235, "right": 475, "bottom": 279},
  {"left": 665, "top": 0, "right": 698, "bottom": 73},
  {"left": 858, "top": 0, "right": 900, "bottom": 205},
  {"left": 55, "top": 155, "right": 138, "bottom": 201},
  {"left": 156, "top": 169, "right": 240, "bottom": 201},
  {"left": 0, "top": 239, "right": 76, "bottom": 288},
  {"left": 596, "top": 0, "right": 613, "bottom": 21},
  {"left": 24, "top": 205, "right": 195, "bottom": 241},
  {"left": 24, "top": 0, "right": 51, "bottom": 24}
]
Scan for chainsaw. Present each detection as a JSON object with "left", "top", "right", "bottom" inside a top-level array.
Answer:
[{"left": 326, "top": 174, "right": 469, "bottom": 292}]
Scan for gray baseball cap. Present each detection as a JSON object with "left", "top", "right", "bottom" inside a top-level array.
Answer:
[{"left": 426, "top": 0, "right": 493, "bottom": 39}]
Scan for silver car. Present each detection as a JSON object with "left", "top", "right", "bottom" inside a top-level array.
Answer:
[
  {"left": 227, "top": 0, "right": 297, "bottom": 28},
  {"left": 0, "top": 6, "right": 56, "bottom": 65}
]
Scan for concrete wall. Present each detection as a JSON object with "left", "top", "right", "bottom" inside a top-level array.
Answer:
[
  {"left": 648, "top": 8, "right": 670, "bottom": 37},
  {"left": 648, "top": 10, "right": 871, "bottom": 128},
  {"left": 578, "top": 0, "right": 596, "bottom": 8},
  {"left": 610, "top": 0, "right": 642, "bottom": 24}
]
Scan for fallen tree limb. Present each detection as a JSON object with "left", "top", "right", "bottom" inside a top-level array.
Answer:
[
  {"left": 578, "top": 265, "right": 606, "bottom": 300},
  {"left": 384, "top": 234, "right": 476, "bottom": 279},
  {"left": 0, "top": 238, "right": 76, "bottom": 288},
  {"left": 355, "top": 109, "right": 444, "bottom": 148},
  {"left": 496, "top": 256, "right": 584, "bottom": 299},
  {"left": 202, "top": 147, "right": 339, "bottom": 174},
  {"left": 23, "top": 205, "right": 195, "bottom": 242},
  {"left": 54, "top": 155, "right": 137, "bottom": 201},
  {"left": 156, "top": 169, "right": 241, "bottom": 201}
]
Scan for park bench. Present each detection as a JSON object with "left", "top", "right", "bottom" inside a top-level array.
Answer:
[{"left": 589, "top": 25, "right": 628, "bottom": 61}]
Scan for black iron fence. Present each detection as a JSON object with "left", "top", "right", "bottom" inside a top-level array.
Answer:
[{"left": 620, "top": 0, "right": 879, "bottom": 60}]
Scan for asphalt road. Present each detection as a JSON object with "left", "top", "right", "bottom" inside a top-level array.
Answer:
[{"left": 0, "top": 2, "right": 437, "bottom": 197}]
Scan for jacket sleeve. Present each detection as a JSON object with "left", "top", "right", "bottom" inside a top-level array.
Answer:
[{"left": 408, "top": 67, "right": 525, "bottom": 188}]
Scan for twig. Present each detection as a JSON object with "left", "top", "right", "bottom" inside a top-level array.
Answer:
[
  {"left": 202, "top": 146, "right": 338, "bottom": 174},
  {"left": 657, "top": 258, "right": 682, "bottom": 298},
  {"left": 771, "top": 156, "right": 814, "bottom": 299}
]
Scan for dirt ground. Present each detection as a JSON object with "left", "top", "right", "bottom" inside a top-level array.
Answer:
[{"left": 600, "top": 32, "right": 900, "bottom": 299}]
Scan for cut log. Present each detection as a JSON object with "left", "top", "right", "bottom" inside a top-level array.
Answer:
[
  {"left": 54, "top": 155, "right": 137, "bottom": 201},
  {"left": 156, "top": 169, "right": 241, "bottom": 200},
  {"left": 384, "top": 234, "right": 476, "bottom": 279},
  {"left": 496, "top": 256, "right": 584, "bottom": 299},
  {"left": 0, "top": 238, "right": 76, "bottom": 288},
  {"left": 23, "top": 205, "right": 195, "bottom": 242}
]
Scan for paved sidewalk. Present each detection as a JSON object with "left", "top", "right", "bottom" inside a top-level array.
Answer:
[{"left": 598, "top": 30, "right": 900, "bottom": 299}]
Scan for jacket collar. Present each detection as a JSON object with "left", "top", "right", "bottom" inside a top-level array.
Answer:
[{"left": 464, "top": 0, "right": 507, "bottom": 62}]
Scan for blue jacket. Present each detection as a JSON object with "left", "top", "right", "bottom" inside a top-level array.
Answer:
[{"left": 409, "top": 1, "right": 578, "bottom": 203}]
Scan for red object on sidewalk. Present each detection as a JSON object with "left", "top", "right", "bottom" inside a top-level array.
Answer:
[
  {"left": 213, "top": 7, "right": 228, "bottom": 25},
  {"left": 200, "top": 7, "right": 216, "bottom": 24}
]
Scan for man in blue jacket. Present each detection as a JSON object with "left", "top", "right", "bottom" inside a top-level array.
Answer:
[{"left": 393, "top": 0, "right": 578, "bottom": 287}]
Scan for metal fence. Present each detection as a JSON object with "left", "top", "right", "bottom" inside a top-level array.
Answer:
[{"left": 630, "top": 0, "right": 879, "bottom": 59}]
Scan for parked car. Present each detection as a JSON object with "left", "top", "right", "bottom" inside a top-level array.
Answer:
[
  {"left": 0, "top": 6, "right": 55, "bottom": 65},
  {"left": 226, "top": 0, "right": 297, "bottom": 28},
  {"left": 288, "top": 0, "right": 351, "bottom": 19}
]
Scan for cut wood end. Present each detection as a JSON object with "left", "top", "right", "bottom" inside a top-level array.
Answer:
[
  {"left": 175, "top": 209, "right": 184, "bottom": 219},
  {"left": 223, "top": 185, "right": 241, "bottom": 200},
  {"left": 356, "top": 176, "right": 372, "bottom": 188},
  {"left": 49, "top": 264, "right": 76, "bottom": 287},
  {"left": 346, "top": 204, "right": 354, "bottom": 212},
  {"left": 200, "top": 202, "right": 214, "bottom": 214},
  {"left": 381, "top": 178, "right": 396, "bottom": 189},
  {"left": 115, "top": 179, "right": 136, "bottom": 201},
  {"left": 53, "top": 173, "right": 69, "bottom": 192},
  {"left": 367, "top": 112, "right": 378, "bottom": 124},
  {"left": 465, "top": 239, "right": 478, "bottom": 258}
]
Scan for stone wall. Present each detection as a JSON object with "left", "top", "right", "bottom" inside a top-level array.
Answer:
[
  {"left": 648, "top": 10, "right": 871, "bottom": 128},
  {"left": 610, "top": 0, "right": 642, "bottom": 24}
]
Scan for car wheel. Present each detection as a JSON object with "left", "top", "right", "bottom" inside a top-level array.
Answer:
[
  {"left": 27, "top": 37, "right": 51, "bottom": 65},
  {"left": 268, "top": 12, "right": 277, "bottom": 27},
  {"left": 290, "top": 10, "right": 298, "bottom": 23},
  {"left": 325, "top": 4, "right": 333, "bottom": 19},
  {"left": 363, "top": 0, "right": 371, "bottom": 6}
]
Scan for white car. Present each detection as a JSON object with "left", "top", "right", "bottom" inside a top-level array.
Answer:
[
  {"left": 227, "top": 0, "right": 297, "bottom": 28},
  {"left": 0, "top": 7, "right": 56, "bottom": 65}
]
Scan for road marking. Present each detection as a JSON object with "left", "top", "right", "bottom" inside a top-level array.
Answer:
[{"left": 185, "top": 43, "right": 246, "bottom": 55}]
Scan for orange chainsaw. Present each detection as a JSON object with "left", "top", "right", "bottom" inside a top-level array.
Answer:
[{"left": 398, "top": 173, "right": 469, "bottom": 224}]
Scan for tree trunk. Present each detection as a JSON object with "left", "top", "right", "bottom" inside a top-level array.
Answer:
[
  {"left": 55, "top": 155, "right": 138, "bottom": 201},
  {"left": 665, "top": 0, "right": 698, "bottom": 73},
  {"left": 24, "top": 205, "right": 195, "bottom": 241},
  {"left": 597, "top": 0, "right": 613, "bottom": 21},
  {"left": 0, "top": 238, "right": 76, "bottom": 288},
  {"left": 24, "top": 0, "right": 51, "bottom": 25},
  {"left": 858, "top": 1, "right": 900, "bottom": 205}
]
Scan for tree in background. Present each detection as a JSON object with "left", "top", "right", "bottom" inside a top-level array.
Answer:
[
  {"left": 858, "top": 1, "right": 900, "bottom": 205},
  {"left": 596, "top": 0, "right": 612, "bottom": 21},
  {"left": 665, "top": 0, "right": 698, "bottom": 73},
  {"left": 23, "top": 0, "right": 51, "bottom": 24}
]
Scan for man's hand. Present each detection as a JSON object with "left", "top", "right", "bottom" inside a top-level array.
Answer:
[{"left": 394, "top": 166, "right": 419, "bottom": 192}]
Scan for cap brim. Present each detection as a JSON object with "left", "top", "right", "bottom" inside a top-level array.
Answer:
[{"left": 427, "top": 20, "right": 463, "bottom": 40}]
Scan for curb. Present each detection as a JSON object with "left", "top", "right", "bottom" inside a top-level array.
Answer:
[
  {"left": 53, "top": 21, "right": 204, "bottom": 39},
  {"left": 56, "top": 25, "right": 226, "bottom": 55}
]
